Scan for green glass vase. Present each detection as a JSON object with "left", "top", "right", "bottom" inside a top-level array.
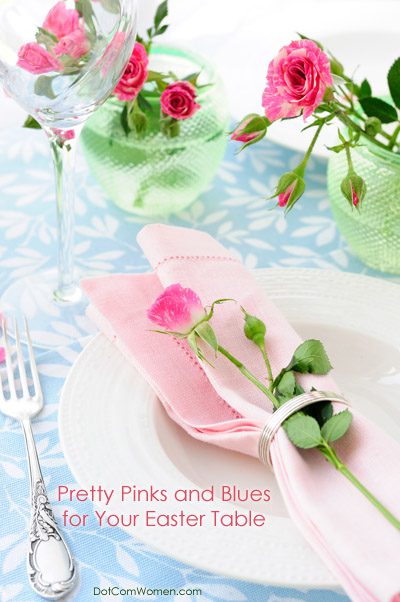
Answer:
[
  {"left": 327, "top": 140, "right": 400, "bottom": 274},
  {"left": 81, "top": 45, "right": 229, "bottom": 217}
]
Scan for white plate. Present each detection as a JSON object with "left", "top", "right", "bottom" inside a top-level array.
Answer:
[{"left": 59, "top": 268, "right": 400, "bottom": 589}]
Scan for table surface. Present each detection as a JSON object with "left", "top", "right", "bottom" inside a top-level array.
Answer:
[{"left": 0, "top": 123, "right": 386, "bottom": 602}]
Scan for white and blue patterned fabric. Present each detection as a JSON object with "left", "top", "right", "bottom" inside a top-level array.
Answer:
[{"left": 1, "top": 126, "right": 382, "bottom": 602}]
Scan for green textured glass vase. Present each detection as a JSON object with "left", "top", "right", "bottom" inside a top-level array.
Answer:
[
  {"left": 327, "top": 140, "right": 400, "bottom": 274},
  {"left": 81, "top": 45, "right": 229, "bottom": 217}
]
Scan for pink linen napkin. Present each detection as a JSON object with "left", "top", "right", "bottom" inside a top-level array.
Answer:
[{"left": 82, "top": 224, "right": 400, "bottom": 602}]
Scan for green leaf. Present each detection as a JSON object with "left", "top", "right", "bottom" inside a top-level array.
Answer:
[
  {"left": 35, "top": 27, "right": 58, "bottom": 48},
  {"left": 154, "top": 24, "right": 168, "bottom": 37},
  {"left": 388, "top": 58, "right": 400, "bottom": 109},
  {"left": 137, "top": 93, "right": 153, "bottom": 113},
  {"left": 129, "top": 104, "right": 148, "bottom": 135},
  {"left": 195, "top": 322, "right": 218, "bottom": 352},
  {"left": 359, "top": 78, "right": 372, "bottom": 99},
  {"left": 288, "top": 339, "right": 332, "bottom": 375},
  {"left": 359, "top": 97, "right": 398, "bottom": 124},
  {"left": 345, "top": 81, "right": 360, "bottom": 97},
  {"left": 321, "top": 409, "right": 353, "bottom": 442},
  {"left": 275, "top": 370, "right": 296, "bottom": 402},
  {"left": 75, "top": 0, "right": 96, "bottom": 34},
  {"left": 23, "top": 115, "right": 41, "bottom": 130},
  {"left": 284, "top": 414, "right": 322, "bottom": 449},
  {"left": 120, "top": 105, "right": 131, "bottom": 136},
  {"left": 34, "top": 76, "right": 56, "bottom": 99},
  {"left": 146, "top": 69, "right": 168, "bottom": 82},
  {"left": 154, "top": 0, "right": 168, "bottom": 30},
  {"left": 98, "top": 0, "right": 120, "bottom": 12},
  {"left": 183, "top": 71, "right": 201, "bottom": 86},
  {"left": 187, "top": 331, "right": 200, "bottom": 356},
  {"left": 326, "top": 143, "right": 346, "bottom": 153},
  {"left": 296, "top": 32, "right": 323, "bottom": 50}
]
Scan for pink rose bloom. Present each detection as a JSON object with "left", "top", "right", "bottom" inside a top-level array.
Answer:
[
  {"left": 113, "top": 42, "right": 148, "bottom": 102},
  {"left": 101, "top": 32, "right": 126, "bottom": 76},
  {"left": 160, "top": 81, "right": 201, "bottom": 120},
  {"left": 54, "top": 128, "right": 75, "bottom": 140},
  {"left": 54, "top": 27, "right": 90, "bottom": 59},
  {"left": 262, "top": 39, "right": 333, "bottom": 121},
  {"left": 17, "top": 43, "right": 62, "bottom": 74},
  {"left": 43, "top": 1, "right": 80, "bottom": 39},
  {"left": 148, "top": 283, "right": 205, "bottom": 333}
]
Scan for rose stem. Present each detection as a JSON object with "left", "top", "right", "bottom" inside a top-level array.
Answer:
[
  {"left": 216, "top": 344, "right": 279, "bottom": 409},
  {"left": 319, "top": 441, "right": 400, "bottom": 530}
]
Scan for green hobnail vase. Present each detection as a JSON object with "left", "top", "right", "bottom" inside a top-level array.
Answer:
[
  {"left": 327, "top": 139, "right": 400, "bottom": 274},
  {"left": 81, "top": 44, "right": 229, "bottom": 217}
]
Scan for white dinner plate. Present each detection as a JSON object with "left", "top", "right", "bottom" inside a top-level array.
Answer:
[{"left": 59, "top": 268, "right": 400, "bottom": 589}]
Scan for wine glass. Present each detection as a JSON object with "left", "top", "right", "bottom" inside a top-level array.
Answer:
[{"left": 0, "top": 0, "right": 137, "bottom": 347}]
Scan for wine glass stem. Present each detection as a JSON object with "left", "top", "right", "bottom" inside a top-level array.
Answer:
[{"left": 48, "top": 134, "right": 81, "bottom": 304}]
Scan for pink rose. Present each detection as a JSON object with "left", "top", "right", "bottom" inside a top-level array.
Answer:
[
  {"left": 113, "top": 42, "right": 148, "bottom": 102},
  {"left": 148, "top": 284, "right": 205, "bottom": 333},
  {"left": 43, "top": 1, "right": 80, "bottom": 39},
  {"left": 160, "top": 81, "right": 201, "bottom": 120},
  {"left": 101, "top": 32, "right": 126, "bottom": 77},
  {"left": 54, "top": 128, "right": 75, "bottom": 140},
  {"left": 54, "top": 27, "right": 90, "bottom": 59},
  {"left": 262, "top": 39, "right": 333, "bottom": 121},
  {"left": 17, "top": 43, "right": 62, "bottom": 74}
]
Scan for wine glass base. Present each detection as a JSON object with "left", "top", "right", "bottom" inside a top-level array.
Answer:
[{"left": 1, "top": 269, "right": 97, "bottom": 350}]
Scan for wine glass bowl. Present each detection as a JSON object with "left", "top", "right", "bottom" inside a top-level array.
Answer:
[
  {"left": 0, "top": 0, "right": 136, "bottom": 128},
  {"left": 0, "top": 0, "right": 137, "bottom": 347}
]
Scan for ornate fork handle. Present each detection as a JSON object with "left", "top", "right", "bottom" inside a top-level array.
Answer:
[{"left": 22, "top": 419, "right": 76, "bottom": 599}]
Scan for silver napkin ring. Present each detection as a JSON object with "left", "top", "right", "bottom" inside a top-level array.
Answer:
[{"left": 259, "top": 390, "right": 350, "bottom": 468}]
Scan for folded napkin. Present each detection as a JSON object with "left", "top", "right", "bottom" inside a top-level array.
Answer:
[{"left": 82, "top": 224, "right": 400, "bottom": 602}]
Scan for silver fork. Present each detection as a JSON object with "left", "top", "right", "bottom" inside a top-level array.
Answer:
[{"left": 0, "top": 318, "right": 76, "bottom": 600}]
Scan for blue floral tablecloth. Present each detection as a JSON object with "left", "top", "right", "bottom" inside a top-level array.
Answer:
[{"left": 0, "top": 126, "right": 381, "bottom": 602}]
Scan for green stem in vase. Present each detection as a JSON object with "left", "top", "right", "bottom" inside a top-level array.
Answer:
[
  {"left": 334, "top": 109, "right": 389, "bottom": 150},
  {"left": 388, "top": 123, "right": 400, "bottom": 150}
]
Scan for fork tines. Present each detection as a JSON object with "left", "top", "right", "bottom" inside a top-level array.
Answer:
[{"left": 0, "top": 318, "right": 41, "bottom": 401}]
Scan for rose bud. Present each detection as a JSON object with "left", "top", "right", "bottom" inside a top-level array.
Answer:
[
  {"left": 340, "top": 171, "right": 366, "bottom": 208},
  {"left": 365, "top": 117, "right": 382, "bottom": 137},
  {"left": 272, "top": 171, "right": 306, "bottom": 212},
  {"left": 242, "top": 309, "right": 267, "bottom": 348},
  {"left": 231, "top": 114, "right": 270, "bottom": 149}
]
